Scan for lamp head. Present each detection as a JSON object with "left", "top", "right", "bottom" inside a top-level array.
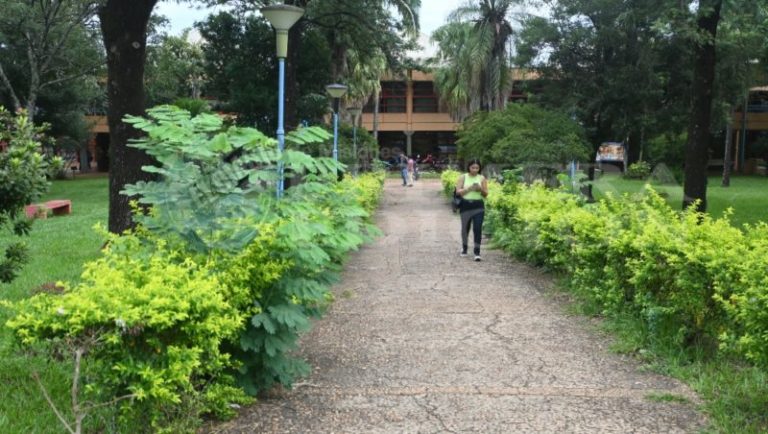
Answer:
[
  {"left": 261, "top": 4, "right": 304, "bottom": 31},
  {"left": 325, "top": 83, "right": 348, "bottom": 99},
  {"left": 261, "top": 4, "right": 304, "bottom": 58},
  {"left": 347, "top": 107, "right": 363, "bottom": 117}
]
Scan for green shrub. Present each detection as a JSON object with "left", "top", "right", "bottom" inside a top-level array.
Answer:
[
  {"left": 4, "top": 231, "right": 249, "bottom": 431},
  {"left": 487, "top": 181, "right": 768, "bottom": 364},
  {"left": 340, "top": 171, "right": 386, "bottom": 216},
  {"left": 715, "top": 223, "right": 768, "bottom": 366},
  {"left": 122, "top": 106, "right": 383, "bottom": 395},
  {"left": 172, "top": 98, "right": 212, "bottom": 116},
  {"left": 0, "top": 107, "right": 62, "bottom": 282},
  {"left": 4, "top": 106, "right": 387, "bottom": 432},
  {"left": 625, "top": 161, "right": 651, "bottom": 179},
  {"left": 441, "top": 169, "right": 461, "bottom": 198}
]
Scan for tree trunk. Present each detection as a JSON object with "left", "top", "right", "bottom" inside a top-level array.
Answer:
[
  {"left": 98, "top": 0, "right": 157, "bottom": 234},
  {"left": 722, "top": 110, "right": 733, "bottom": 187},
  {"left": 25, "top": 34, "right": 40, "bottom": 122},
  {"left": 626, "top": 130, "right": 642, "bottom": 166},
  {"left": 373, "top": 88, "right": 380, "bottom": 140},
  {"left": 682, "top": 0, "right": 722, "bottom": 212},
  {"left": 0, "top": 63, "right": 21, "bottom": 113}
]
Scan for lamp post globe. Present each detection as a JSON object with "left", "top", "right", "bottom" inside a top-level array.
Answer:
[
  {"left": 325, "top": 84, "right": 348, "bottom": 163},
  {"left": 261, "top": 4, "right": 304, "bottom": 198}
]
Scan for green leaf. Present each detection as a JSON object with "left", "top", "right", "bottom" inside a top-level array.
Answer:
[
  {"left": 251, "top": 313, "right": 277, "bottom": 334},
  {"left": 268, "top": 304, "right": 309, "bottom": 329}
]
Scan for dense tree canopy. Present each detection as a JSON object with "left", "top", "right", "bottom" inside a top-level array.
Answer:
[
  {"left": 515, "top": 0, "right": 768, "bottom": 210},
  {"left": 144, "top": 29, "right": 205, "bottom": 106},
  {"left": 456, "top": 103, "right": 590, "bottom": 171},
  {"left": 0, "top": 0, "right": 104, "bottom": 143}
]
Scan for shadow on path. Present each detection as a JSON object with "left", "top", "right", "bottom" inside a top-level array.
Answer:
[{"left": 207, "top": 179, "right": 707, "bottom": 434}]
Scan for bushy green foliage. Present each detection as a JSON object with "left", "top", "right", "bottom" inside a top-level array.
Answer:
[
  {"left": 4, "top": 230, "right": 250, "bottom": 430},
  {"left": 0, "top": 108, "right": 62, "bottom": 283},
  {"left": 339, "top": 171, "right": 386, "bottom": 215},
  {"left": 487, "top": 181, "right": 768, "bottom": 366},
  {"left": 122, "top": 106, "right": 382, "bottom": 394},
  {"left": 3, "top": 106, "right": 386, "bottom": 431},
  {"left": 455, "top": 104, "right": 590, "bottom": 173},
  {"left": 644, "top": 132, "right": 686, "bottom": 168},
  {"left": 440, "top": 169, "right": 461, "bottom": 198},
  {"left": 715, "top": 223, "right": 768, "bottom": 366},
  {"left": 625, "top": 161, "right": 651, "bottom": 179},
  {"left": 172, "top": 98, "right": 211, "bottom": 116}
]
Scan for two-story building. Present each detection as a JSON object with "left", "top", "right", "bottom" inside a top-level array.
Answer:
[
  {"left": 361, "top": 69, "right": 534, "bottom": 160},
  {"left": 84, "top": 69, "right": 536, "bottom": 170}
]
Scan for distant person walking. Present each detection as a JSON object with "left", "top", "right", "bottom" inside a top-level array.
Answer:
[
  {"left": 455, "top": 159, "right": 488, "bottom": 261},
  {"left": 399, "top": 152, "right": 408, "bottom": 186},
  {"left": 407, "top": 156, "right": 415, "bottom": 187}
]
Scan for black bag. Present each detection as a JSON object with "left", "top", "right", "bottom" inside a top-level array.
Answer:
[
  {"left": 451, "top": 175, "right": 465, "bottom": 212},
  {"left": 452, "top": 190, "right": 462, "bottom": 212}
]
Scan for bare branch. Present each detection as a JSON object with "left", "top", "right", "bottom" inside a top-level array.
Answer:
[
  {"left": 39, "top": 61, "right": 102, "bottom": 90},
  {"left": 0, "top": 62, "right": 22, "bottom": 111},
  {"left": 32, "top": 371, "right": 75, "bottom": 434}
]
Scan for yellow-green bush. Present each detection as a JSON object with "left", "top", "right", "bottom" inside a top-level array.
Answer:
[
  {"left": 441, "top": 169, "right": 461, "bottom": 198},
  {"left": 715, "top": 223, "right": 768, "bottom": 365},
  {"left": 340, "top": 171, "right": 385, "bottom": 216},
  {"left": 488, "top": 182, "right": 768, "bottom": 365},
  {"left": 4, "top": 231, "right": 250, "bottom": 429}
]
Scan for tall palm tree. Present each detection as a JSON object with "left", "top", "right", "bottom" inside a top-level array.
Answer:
[
  {"left": 346, "top": 49, "right": 388, "bottom": 138},
  {"left": 432, "top": 0, "right": 518, "bottom": 118}
]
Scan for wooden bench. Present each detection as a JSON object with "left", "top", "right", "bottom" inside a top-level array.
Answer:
[{"left": 25, "top": 199, "right": 72, "bottom": 219}]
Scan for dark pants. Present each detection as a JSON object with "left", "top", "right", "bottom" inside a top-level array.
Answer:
[{"left": 459, "top": 200, "right": 485, "bottom": 254}]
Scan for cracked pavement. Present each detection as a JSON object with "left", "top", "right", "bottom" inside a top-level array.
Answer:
[{"left": 206, "top": 179, "right": 707, "bottom": 434}]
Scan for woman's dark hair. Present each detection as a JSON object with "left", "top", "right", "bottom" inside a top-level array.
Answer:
[{"left": 466, "top": 159, "right": 482, "bottom": 172}]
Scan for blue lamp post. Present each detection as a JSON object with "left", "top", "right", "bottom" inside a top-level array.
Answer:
[
  {"left": 325, "top": 84, "right": 348, "bottom": 163},
  {"left": 261, "top": 4, "right": 304, "bottom": 198}
]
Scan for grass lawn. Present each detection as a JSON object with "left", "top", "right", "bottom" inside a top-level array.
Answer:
[
  {"left": 0, "top": 175, "right": 109, "bottom": 433},
  {"left": 592, "top": 173, "right": 768, "bottom": 226}
]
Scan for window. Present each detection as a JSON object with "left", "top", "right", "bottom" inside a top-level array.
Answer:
[
  {"left": 508, "top": 80, "right": 527, "bottom": 102},
  {"left": 379, "top": 81, "right": 407, "bottom": 113},
  {"left": 412, "top": 81, "right": 438, "bottom": 113}
]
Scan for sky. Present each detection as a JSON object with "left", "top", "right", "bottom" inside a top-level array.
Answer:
[{"left": 154, "top": 0, "right": 465, "bottom": 56}]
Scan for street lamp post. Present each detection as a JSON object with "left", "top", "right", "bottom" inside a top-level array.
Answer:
[
  {"left": 261, "top": 4, "right": 304, "bottom": 198},
  {"left": 325, "top": 84, "right": 348, "bottom": 163},
  {"left": 347, "top": 106, "right": 362, "bottom": 175}
]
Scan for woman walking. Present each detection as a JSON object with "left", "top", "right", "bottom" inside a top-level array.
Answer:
[{"left": 455, "top": 159, "right": 488, "bottom": 261}]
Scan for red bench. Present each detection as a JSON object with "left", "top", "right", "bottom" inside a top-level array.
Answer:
[{"left": 25, "top": 200, "right": 72, "bottom": 219}]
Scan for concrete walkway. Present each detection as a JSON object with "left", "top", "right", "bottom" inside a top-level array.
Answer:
[{"left": 209, "top": 179, "right": 707, "bottom": 434}]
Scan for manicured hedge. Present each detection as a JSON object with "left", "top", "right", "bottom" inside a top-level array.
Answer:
[{"left": 471, "top": 180, "right": 768, "bottom": 366}]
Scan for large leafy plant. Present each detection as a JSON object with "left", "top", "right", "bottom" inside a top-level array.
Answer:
[
  {"left": 122, "top": 105, "right": 335, "bottom": 253},
  {"left": 122, "top": 106, "right": 380, "bottom": 394}
]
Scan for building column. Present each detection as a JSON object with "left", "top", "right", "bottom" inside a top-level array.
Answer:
[{"left": 404, "top": 130, "right": 414, "bottom": 156}]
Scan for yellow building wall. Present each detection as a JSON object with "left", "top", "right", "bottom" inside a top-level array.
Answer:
[{"left": 731, "top": 112, "right": 768, "bottom": 131}]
